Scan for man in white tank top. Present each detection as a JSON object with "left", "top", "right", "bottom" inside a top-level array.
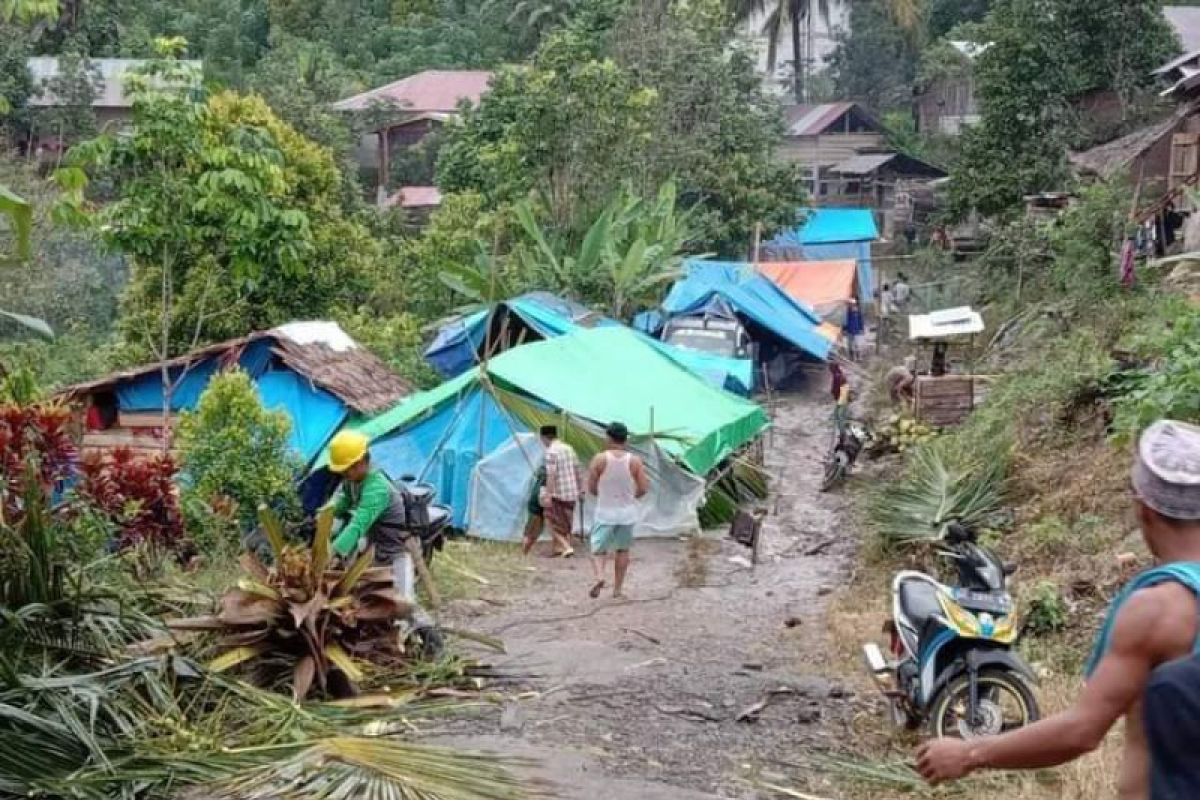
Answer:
[{"left": 586, "top": 422, "right": 650, "bottom": 599}]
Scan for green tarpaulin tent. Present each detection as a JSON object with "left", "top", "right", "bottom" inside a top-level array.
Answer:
[
  {"left": 486, "top": 326, "right": 766, "bottom": 474},
  {"left": 321, "top": 327, "right": 768, "bottom": 477}
]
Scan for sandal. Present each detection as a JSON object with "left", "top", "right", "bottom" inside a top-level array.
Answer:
[{"left": 588, "top": 580, "right": 606, "bottom": 599}]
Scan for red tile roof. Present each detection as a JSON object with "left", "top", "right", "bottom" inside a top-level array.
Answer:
[
  {"left": 332, "top": 70, "right": 493, "bottom": 113},
  {"left": 386, "top": 186, "right": 443, "bottom": 209},
  {"left": 783, "top": 102, "right": 882, "bottom": 136}
]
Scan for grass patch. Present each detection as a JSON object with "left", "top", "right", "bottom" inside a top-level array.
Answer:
[{"left": 428, "top": 537, "right": 532, "bottom": 605}]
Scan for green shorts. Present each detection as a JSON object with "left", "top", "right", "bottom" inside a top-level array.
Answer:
[{"left": 590, "top": 524, "right": 634, "bottom": 554}]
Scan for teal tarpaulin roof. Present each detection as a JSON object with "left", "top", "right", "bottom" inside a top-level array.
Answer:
[{"left": 796, "top": 208, "right": 879, "bottom": 244}]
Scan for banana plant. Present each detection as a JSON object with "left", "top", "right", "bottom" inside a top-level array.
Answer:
[{"left": 0, "top": 186, "right": 53, "bottom": 339}]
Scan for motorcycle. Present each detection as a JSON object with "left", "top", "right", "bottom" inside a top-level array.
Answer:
[
  {"left": 861, "top": 522, "right": 1040, "bottom": 738},
  {"left": 821, "top": 419, "right": 872, "bottom": 492},
  {"left": 396, "top": 475, "right": 453, "bottom": 568}
]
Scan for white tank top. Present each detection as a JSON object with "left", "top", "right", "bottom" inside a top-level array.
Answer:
[{"left": 594, "top": 451, "right": 639, "bottom": 525}]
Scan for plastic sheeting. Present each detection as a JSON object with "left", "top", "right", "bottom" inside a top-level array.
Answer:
[
  {"left": 487, "top": 327, "right": 768, "bottom": 475},
  {"left": 255, "top": 370, "right": 348, "bottom": 464},
  {"left": 794, "top": 208, "right": 879, "bottom": 244},
  {"left": 423, "top": 293, "right": 753, "bottom": 395},
  {"left": 115, "top": 339, "right": 274, "bottom": 411},
  {"left": 468, "top": 433, "right": 705, "bottom": 542},
  {"left": 662, "top": 260, "right": 833, "bottom": 363},
  {"left": 368, "top": 386, "right": 528, "bottom": 528},
  {"left": 765, "top": 209, "right": 878, "bottom": 303},
  {"left": 758, "top": 260, "right": 860, "bottom": 323}
]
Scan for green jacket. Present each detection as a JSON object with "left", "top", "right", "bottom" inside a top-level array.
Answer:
[{"left": 328, "top": 469, "right": 407, "bottom": 558}]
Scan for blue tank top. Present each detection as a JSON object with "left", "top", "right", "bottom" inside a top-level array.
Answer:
[{"left": 1084, "top": 563, "right": 1200, "bottom": 678}]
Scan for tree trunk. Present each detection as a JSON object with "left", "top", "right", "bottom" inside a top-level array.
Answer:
[{"left": 791, "top": 1, "right": 804, "bottom": 103}]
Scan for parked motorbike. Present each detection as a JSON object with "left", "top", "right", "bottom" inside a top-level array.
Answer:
[
  {"left": 861, "top": 522, "right": 1040, "bottom": 738},
  {"left": 396, "top": 475, "right": 452, "bottom": 568},
  {"left": 821, "top": 419, "right": 872, "bottom": 492}
]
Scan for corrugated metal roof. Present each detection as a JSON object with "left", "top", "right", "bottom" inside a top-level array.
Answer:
[
  {"left": 26, "top": 57, "right": 201, "bottom": 108},
  {"left": 1165, "top": 7, "right": 1200, "bottom": 55},
  {"left": 831, "top": 153, "right": 897, "bottom": 175},
  {"left": 332, "top": 70, "right": 492, "bottom": 113},
  {"left": 784, "top": 102, "right": 857, "bottom": 136}
]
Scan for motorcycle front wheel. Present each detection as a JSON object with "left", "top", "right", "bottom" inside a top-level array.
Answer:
[
  {"left": 820, "top": 454, "right": 848, "bottom": 493},
  {"left": 929, "top": 669, "right": 1040, "bottom": 739}
]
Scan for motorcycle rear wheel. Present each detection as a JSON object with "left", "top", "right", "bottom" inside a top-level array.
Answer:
[{"left": 929, "top": 669, "right": 1039, "bottom": 739}]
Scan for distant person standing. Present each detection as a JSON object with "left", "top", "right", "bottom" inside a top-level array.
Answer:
[
  {"left": 829, "top": 360, "right": 847, "bottom": 403},
  {"left": 540, "top": 425, "right": 580, "bottom": 559},
  {"left": 587, "top": 422, "right": 649, "bottom": 600},
  {"left": 894, "top": 274, "right": 912, "bottom": 309},
  {"left": 845, "top": 297, "right": 865, "bottom": 361}
]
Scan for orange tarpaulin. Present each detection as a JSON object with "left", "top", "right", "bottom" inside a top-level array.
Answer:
[{"left": 757, "top": 261, "right": 859, "bottom": 322}]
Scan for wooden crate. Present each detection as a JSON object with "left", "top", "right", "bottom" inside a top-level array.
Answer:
[{"left": 915, "top": 376, "right": 976, "bottom": 427}]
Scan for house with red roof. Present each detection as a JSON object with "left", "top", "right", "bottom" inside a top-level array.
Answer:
[{"left": 332, "top": 70, "right": 493, "bottom": 205}]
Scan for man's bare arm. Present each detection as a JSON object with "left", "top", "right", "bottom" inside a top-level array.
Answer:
[
  {"left": 587, "top": 454, "right": 605, "bottom": 496},
  {"left": 918, "top": 587, "right": 1170, "bottom": 782},
  {"left": 631, "top": 456, "right": 649, "bottom": 498}
]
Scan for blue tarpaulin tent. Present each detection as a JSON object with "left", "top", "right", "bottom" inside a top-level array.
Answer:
[
  {"left": 424, "top": 292, "right": 755, "bottom": 395},
  {"left": 322, "top": 327, "right": 769, "bottom": 532},
  {"left": 766, "top": 208, "right": 878, "bottom": 302},
  {"left": 661, "top": 260, "right": 834, "bottom": 362}
]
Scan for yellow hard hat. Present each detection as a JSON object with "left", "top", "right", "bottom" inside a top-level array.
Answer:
[{"left": 328, "top": 430, "right": 369, "bottom": 474}]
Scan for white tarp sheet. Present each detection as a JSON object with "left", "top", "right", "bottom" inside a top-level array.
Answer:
[
  {"left": 908, "top": 306, "right": 985, "bottom": 340},
  {"left": 467, "top": 433, "right": 705, "bottom": 542}
]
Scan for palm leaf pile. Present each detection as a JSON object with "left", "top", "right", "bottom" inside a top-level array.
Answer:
[
  {"left": 868, "top": 442, "right": 1007, "bottom": 547},
  {"left": 0, "top": 483, "right": 531, "bottom": 800},
  {"left": 0, "top": 655, "right": 531, "bottom": 800},
  {"left": 168, "top": 506, "right": 416, "bottom": 701}
]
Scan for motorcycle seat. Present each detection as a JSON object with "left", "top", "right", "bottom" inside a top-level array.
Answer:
[{"left": 898, "top": 580, "right": 942, "bottom": 630}]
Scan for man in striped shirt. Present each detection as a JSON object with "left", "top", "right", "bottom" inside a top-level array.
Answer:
[{"left": 541, "top": 425, "right": 581, "bottom": 558}]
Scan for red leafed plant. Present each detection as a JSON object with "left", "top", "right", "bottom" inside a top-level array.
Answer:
[
  {"left": 76, "top": 448, "right": 186, "bottom": 551},
  {"left": 0, "top": 403, "right": 77, "bottom": 523}
]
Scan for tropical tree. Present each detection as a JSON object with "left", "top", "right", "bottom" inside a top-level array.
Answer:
[{"left": 728, "top": 0, "right": 922, "bottom": 101}]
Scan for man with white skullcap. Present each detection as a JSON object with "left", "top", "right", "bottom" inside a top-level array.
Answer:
[{"left": 917, "top": 420, "right": 1200, "bottom": 800}]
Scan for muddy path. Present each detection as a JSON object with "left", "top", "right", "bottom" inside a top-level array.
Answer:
[{"left": 435, "top": 376, "right": 864, "bottom": 799}]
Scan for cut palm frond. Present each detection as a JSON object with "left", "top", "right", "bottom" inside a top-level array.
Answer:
[{"left": 869, "top": 441, "right": 1007, "bottom": 547}]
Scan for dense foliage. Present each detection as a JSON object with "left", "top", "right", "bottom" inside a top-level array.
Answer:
[
  {"left": 75, "top": 448, "right": 186, "bottom": 552},
  {"left": 948, "top": 0, "right": 1178, "bottom": 217},
  {"left": 64, "top": 53, "right": 384, "bottom": 359},
  {"left": 439, "top": 0, "right": 804, "bottom": 256}
]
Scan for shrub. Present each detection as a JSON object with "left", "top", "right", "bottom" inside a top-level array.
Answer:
[
  {"left": 0, "top": 402, "right": 76, "bottom": 522},
  {"left": 1111, "top": 304, "right": 1200, "bottom": 438},
  {"left": 176, "top": 369, "right": 300, "bottom": 552},
  {"left": 1024, "top": 581, "right": 1069, "bottom": 635},
  {"left": 74, "top": 448, "right": 186, "bottom": 554}
]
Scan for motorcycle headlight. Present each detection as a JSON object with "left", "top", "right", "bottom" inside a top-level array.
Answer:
[
  {"left": 990, "top": 612, "right": 1021, "bottom": 644},
  {"left": 941, "top": 599, "right": 981, "bottom": 637}
]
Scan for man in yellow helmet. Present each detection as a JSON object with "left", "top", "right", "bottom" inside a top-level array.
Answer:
[{"left": 325, "top": 430, "right": 409, "bottom": 564}]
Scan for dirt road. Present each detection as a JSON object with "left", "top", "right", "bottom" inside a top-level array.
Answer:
[{"left": 437, "top": 378, "right": 863, "bottom": 799}]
